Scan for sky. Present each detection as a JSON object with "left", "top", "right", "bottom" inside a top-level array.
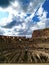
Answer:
[{"left": 0, "top": 0, "right": 49, "bottom": 37}]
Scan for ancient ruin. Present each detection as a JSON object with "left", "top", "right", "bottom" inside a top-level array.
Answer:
[{"left": 0, "top": 28, "right": 49, "bottom": 63}]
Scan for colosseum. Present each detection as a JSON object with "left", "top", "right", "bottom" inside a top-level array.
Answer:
[{"left": 0, "top": 28, "right": 49, "bottom": 63}]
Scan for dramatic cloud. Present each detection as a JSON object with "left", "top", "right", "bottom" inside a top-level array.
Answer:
[
  {"left": 0, "top": 0, "right": 14, "bottom": 8},
  {"left": 30, "top": 6, "right": 49, "bottom": 32},
  {"left": 0, "top": 0, "right": 48, "bottom": 37}
]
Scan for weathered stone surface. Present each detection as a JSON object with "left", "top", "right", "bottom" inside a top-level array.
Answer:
[
  {"left": 0, "top": 28, "right": 49, "bottom": 63},
  {"left": 32, "top": 28, "right": 49, "bottom": 38}
]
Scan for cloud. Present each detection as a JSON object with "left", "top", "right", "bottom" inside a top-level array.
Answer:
[
  {"left": 2, "top": 20, "right": 17, "bottom": 28},
  {"left": 36, "top": 6, "right": 48, "bottom": 20},
  {"left": 0, "top": 27, "right": 4, "bottom": 35},
  {"left": 30, "top": 18, "right": 49, "bottom": 31},
  {"left": 30, "top": 6, "right": 49, "bottom": 32},
  {"left": 0, "top": 0, "right": 15, "bottom": 8},
  {"left": 27, "top": 0, "right": 46, "bottom": 13},
  {"left": 0, "top": 0, "right": 47, "bottom": 37},
  {"left": 45, "top": 18, "right": 49, "bottom": 28},
  {"left": 19, "top": 0, "right": 30, "bottom": 12}
]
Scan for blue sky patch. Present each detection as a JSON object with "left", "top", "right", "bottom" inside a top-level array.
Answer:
[
  {"left": 43, "top": 0, "right": 49, "bottom": 18},
  {"left": 0, "top": 11, "right": 9, "bottom": 19},
  {"left": 32, "top": 15, "right": 40, "bottom": 22}
]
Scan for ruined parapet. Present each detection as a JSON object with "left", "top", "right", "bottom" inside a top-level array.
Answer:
[{"left": 32, "top": 28, "right": 49, "bottom": 38}]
